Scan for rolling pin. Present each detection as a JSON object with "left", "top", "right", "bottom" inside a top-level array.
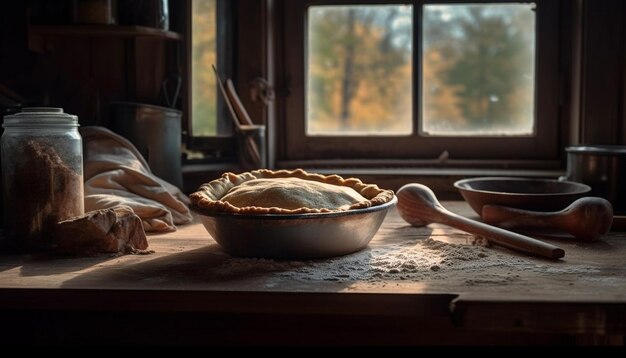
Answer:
[
  {"left": 396, "top": 183, "right": 565, "bottom": 260},
  {"left": 482, "top": 197, "right": 613, "bottom": 241}
]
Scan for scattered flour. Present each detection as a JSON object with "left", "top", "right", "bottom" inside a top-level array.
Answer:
[{"left": 214, "top": 237, "right": 601, "bottom": 286}]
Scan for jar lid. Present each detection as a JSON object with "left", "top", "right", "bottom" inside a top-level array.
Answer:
[
  {"left": 565, "top": 145, "right": 626, "bottom": 155},
  {"left": 3, "top": 107, "right": 78, "bottom": 127}
]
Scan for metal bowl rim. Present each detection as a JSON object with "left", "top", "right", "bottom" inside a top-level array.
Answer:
[
  {"left": 191, "top": 195, "right": 397, "bottom": 220},
  {"left": 453, "top": 177, "right": 591, "bottom": 197},
  {"left": 565, "top": 145, "right": 626, "bottom": 155}
]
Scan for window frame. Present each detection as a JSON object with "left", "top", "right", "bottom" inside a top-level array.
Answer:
[
  {"left": 279, "top": 0, "right": 562, "bottom": 163},
  {"left": 183, "top": 0, "right": 237, "bottom": 153}
]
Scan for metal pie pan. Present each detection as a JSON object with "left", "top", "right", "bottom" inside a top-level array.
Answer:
[{"left": 191, "top": 196, "right": 397, "bottom": 260}]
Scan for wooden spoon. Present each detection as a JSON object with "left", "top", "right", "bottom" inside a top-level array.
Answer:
[
  {"left": 396, "top": 183, "right": 565, "bottom": 260},
  {"left": 225, "top": 79, "right": 255, "bottom": 126},
  {"left": 482, "top": 197, "right": 613, "bottom": 241},
  {"left": 212, "top": 65, "right": 241, "bottom": 129},
  {"left": 212, "top": 65, "right": 262, "bottom": 167}
]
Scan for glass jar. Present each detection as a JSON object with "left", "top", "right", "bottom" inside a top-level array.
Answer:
[{"left": 1, "top": 108, "right": 84, "bottom": 250}]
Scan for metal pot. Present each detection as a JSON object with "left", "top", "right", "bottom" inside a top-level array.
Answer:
[
  {"left": 109, "top": 102, "right": 183, "bottom": 189},
  {"left": 563, "top": 145, "right": 626, "bottom": 214}
]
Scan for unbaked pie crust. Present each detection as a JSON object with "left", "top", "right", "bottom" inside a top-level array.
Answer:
[{"left": 189, "top": 169, "right": 395, "bottom": 214}]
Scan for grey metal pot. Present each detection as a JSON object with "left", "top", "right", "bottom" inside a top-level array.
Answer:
[
  {"left": 109, "top": 102, "right": 183, "bottom": 189},
  {"left": 563, "top": 145, "right": 626, "bottom": 214}
]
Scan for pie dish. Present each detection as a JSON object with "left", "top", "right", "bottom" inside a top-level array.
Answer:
[
  {"left": 189, "top": 169, "right": 395, "bottom": 215},
  {"left": 189, "top": 169, "right": 396, "bottom": 259}
]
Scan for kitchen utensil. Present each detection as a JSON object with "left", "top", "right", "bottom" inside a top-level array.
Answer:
[
  {"left": 161, "top": 73, "right": 181, "bottom": 108},
  {"left": 225, "top": 79, "right": 254, "bottom": 126},
  {"left": 235, "top": 124, "right": 266, "bottom": 169},
  {"left": 563, "top": 145, "right": 626, "bottom": 214},
  {"left": 212, "top": 65, "right": 264, "bottom": 168},
  {"left": 454, "top": 177, "right": 591, "bottom": 215},
  {"left": 109, "top": 102, "right": 183, "bottom": 189},
  {"left": 191, "top": 196, "right": 397, "bottom": 260},
  {"left": 482, "top": 197, "right": 613, "bottom": 241},
  {"left": 212, "top": 64, "right": 241, "bottom": 128},
  {"left": 397, "top": 183, "right": 565, "bottom": 260}
]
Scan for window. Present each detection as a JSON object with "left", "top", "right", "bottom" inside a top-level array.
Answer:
[
  {"left": 421, "top": 4, "right": 536, "bottom": 136},
  {"left": 281, "top": 1, "right": 560, "bottom": 163},
  {"left": 307, "top": 5, "right": 413, "bottom": 136},
  {"left": 191, "top": 0, "right": 218, "bottom": 136},
  {"left": 186, "top": 0, "right": 234, "bottom": 151}
]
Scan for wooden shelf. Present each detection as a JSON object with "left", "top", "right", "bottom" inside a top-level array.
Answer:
[{"left": 29, "top": 24, "right": 182, "bottom": 40}]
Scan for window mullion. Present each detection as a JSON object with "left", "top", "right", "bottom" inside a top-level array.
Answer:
[{"left": 414, "top": 0, "right": 423, "bottom": 138}]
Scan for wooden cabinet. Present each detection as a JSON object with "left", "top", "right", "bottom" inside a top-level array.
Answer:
[{"left": 25, "top": 23, "right": 182, "bottom": 126}]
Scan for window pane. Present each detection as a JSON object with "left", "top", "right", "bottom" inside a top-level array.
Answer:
[
  {"left": 192, "top": 0, "right": 217, "bottom": 136},
  {"left": 307, "top": 5, "right": 413, "bottom": 136},
  {"left": 422, "top": 4, "right": 536, "bottom": 136}
]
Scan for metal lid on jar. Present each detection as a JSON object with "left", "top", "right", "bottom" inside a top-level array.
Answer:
[
  {"left": 3, "top": 107, "right": 78, "bottom": 127},
  {"left": 565, "top": 145, "right": 626, "bottom": 156}
]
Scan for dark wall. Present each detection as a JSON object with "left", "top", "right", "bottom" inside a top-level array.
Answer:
[
  {"left": 579, "top": 0, "right": 626, "bottom": 144},
  {"left": 0, "top": 1, "right": 34, "bottom": 113},
  {"left": 0, "top": 1, "right": 176, "bottom": 125},
  {"left": 2, "top": 0, "right": 626, "bottom": 144}
]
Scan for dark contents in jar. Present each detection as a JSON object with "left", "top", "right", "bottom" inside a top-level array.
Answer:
[{"left": 4, "top": 140, "right": 83, "bottom": 249}]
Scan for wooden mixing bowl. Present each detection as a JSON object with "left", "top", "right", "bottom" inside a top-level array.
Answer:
[{"left": 454, "top": 177, "right": 591, "bottom": 216}]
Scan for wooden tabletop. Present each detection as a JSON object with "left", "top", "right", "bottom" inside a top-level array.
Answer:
[{"left": 1, "top": 201, "right": 625, "bottom": 345}]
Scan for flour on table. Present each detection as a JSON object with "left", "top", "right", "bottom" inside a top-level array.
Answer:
[{"left": 215, "top": 237, "right": 600, "bottom": 286}]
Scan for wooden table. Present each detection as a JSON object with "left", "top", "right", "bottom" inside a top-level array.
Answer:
[{"left": 0, "top": 202, "right": 625, "bottom": 345}]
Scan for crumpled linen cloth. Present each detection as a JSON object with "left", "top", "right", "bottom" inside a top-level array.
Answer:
[{"left": 81, "top": 126, "right": 193, "bottom": 233}]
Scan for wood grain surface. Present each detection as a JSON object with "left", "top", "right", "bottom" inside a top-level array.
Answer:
[{"left": 0, "top": 201, "right": 625, "bottom": 344}]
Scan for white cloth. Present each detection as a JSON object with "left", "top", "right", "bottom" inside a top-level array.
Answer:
[{"left": 81, "top": 126, "right": 193, "bottom": 233}]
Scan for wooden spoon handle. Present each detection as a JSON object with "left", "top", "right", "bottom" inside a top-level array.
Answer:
[
  {"left": 439, "top": 209, "right": 565, "bottom": 260},
  {"left": 482, "top": 205, "right": 555, "bottom": 228},
  {"left": 212, "top": 65, "right": 242, "bottom": 129},
  {"left": 482, "top": 198, "right": 613, "bottom": 241},
  {"left": 225, "top": 79, "right": 255, "bottom": 126}
]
